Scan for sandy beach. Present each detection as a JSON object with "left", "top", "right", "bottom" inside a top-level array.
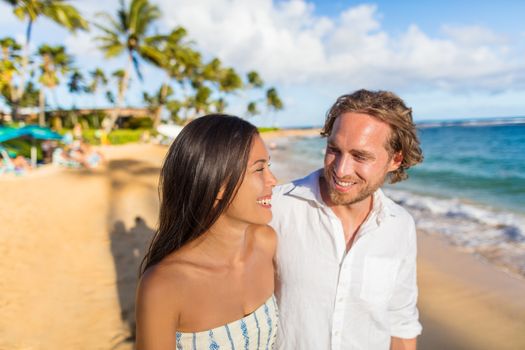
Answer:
[{"left": 1, "top": 136, "right": 525, "bottom": 349}]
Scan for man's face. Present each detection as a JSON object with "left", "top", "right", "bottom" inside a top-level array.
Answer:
[{"left": 322, "top": 112, "right": 401, "bottom": 206}]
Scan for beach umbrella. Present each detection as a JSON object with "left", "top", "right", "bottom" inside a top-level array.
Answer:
[
  {"left": 18, "top": 126, "right": 63, "bottom": 167},
  {"left": 0, "top": 127, "right": 25, "bottom": 142},
  {"left": 0, "top": 125, "right": 63, "bottom": 167},
  {"left": 18, "top": 125, "right": 63, "bottom": 141}
]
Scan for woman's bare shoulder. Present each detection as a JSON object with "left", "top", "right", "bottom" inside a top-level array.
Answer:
[
  {"left": 135, "top": 261, "right": 189, "bottom": 349},
  {"left": 138, "top": 256, "right": 195, "bottom": 302}
]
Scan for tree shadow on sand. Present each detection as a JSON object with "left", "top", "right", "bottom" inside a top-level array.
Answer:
[{"left": 110, "top": 216, "right": 155, "bottom": 344}]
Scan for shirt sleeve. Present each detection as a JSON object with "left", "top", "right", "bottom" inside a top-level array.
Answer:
[{"left": 388, "top": 216, "right": 423, "bottom": 339}]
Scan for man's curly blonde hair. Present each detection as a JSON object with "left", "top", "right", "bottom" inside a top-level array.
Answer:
[{"left": 321, "top": 89, "right": 423, "bottom": 183}]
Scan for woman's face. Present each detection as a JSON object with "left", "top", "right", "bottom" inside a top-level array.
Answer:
[{"left": 223, "top": 134, "right": 277, "bottom": 226}]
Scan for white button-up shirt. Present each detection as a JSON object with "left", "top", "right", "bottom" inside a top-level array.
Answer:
[{"left": 270, "top": 169, "right": 422, "bottom": 350}]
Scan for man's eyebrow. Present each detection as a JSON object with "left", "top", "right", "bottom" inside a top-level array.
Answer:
[
  {"left": 352, "top": 149, "right": 375, "bottom": 159},
  {"left": 327, "top": 142, "right": 375, "bottom": 159}
]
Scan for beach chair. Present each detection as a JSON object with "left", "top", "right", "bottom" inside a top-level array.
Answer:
[
  {"left": 0, "top": 146, "right": 16, "bottom": 175},
  {"left": 52, "top": 148, "right": 82, "bottom": 168}
]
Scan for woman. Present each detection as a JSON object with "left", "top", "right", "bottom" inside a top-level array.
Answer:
[{"left": 136, "top": 114, "right": 278, "bottom": 349}]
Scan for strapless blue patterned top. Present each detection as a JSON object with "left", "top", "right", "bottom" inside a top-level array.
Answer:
[{"left": 175, "top": 295, "right": 278, "bottom": 350}]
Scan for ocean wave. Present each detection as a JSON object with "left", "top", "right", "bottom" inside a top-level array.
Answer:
[
  {"left": 417, "top": 116, "right": 525, "bottom": 128},
  {"left": 385, "top": 188, "right": 525, "bottom": 243},
  {"left": 384, "top": 188, "right": 525, "bottom": 276}
]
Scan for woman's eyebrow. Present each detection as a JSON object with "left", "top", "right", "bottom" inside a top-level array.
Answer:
[{"left": 251, "top": 156, "right": 271, "bottom": 166}]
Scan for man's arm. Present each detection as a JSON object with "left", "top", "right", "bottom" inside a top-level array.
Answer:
[
  {"left": 391, "top": 336, "right": 417, "bottom": 350},
  {"left": 388, "top": 217, "right": 422, "bottom": 341}
]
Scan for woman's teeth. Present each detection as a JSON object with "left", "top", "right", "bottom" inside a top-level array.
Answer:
[{"left": 256, "top": 198, "right": 271, "bottom": 205}]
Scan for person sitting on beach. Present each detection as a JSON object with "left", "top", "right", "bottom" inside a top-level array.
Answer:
[
  {"left": 12, "top": 155, "right": 31, "bottom": 173},
  {"left": 53, "top": 141, "right": 105, "bottom": 169},
  {"left": 136, "top": 114, "right": 278, "bottom": 349},
  {"left": 78, "top": 142, "right": 105, "bottom": 168},
  {"left": 270, "top": 89, "right": 424, "bottom": 349}
]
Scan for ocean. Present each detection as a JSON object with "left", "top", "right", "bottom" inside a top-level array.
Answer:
[{"left": 269, "top": 119, "right": 525, "bottom": 278}]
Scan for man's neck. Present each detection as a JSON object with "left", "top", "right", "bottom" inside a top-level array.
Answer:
[{"left": 319, "top": 176, "right": 374, "bottom": 249}]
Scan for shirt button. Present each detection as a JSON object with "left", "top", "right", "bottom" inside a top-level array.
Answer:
[
  {"left": 334, "top": 331, "right": 340, "bottom": 336},
  {"left": 337, "top": 297, "right": 343, "bottom": 303}
]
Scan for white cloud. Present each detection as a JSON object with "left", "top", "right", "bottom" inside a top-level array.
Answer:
[
  {"left": 64, "top": 31, "right": 100, "bottom": 58},
  {"left": 441, "top": 25, "right": 508, "bottom": 46},
  {"left": 155, "top": 0, "right": 525, "bottom": 93}
]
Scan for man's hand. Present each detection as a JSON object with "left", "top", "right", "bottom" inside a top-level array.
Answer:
[{"left": 390, "top": 337, "right": 417, "bottom": 350}]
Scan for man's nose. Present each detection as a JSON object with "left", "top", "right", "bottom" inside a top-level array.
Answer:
[{"left": 333, "top": 154, "right": 353, "bottom": 178}]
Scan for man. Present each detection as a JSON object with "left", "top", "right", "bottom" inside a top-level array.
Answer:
[{"left": 270, "top": 89, "right": 423, "bottom": 349}]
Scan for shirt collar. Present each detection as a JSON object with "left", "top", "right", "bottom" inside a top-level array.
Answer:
[
  {"left": 286, "top": 168, "right": 395, "bottom": 223},
  {"left": 287, "top": 168, "right": 325, "bottom": 207}
]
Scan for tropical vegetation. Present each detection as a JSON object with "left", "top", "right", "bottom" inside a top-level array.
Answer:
[{"left": 0, "top": 0, "right": 284, "bottom": 131}]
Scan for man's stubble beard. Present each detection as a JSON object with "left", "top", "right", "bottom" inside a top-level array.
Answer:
[{"left": 323, "top": 166, "right": 389, "bottom": 206}]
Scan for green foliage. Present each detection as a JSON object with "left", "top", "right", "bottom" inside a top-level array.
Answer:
[
  {"left": 67, "top": 69, "right": 86, "bottom": 94},
  {"left": 94, "top": 0, "right": 161, "bottom": 72},
  {"left": 257, "top": 127, "right": 280, "bottom": 133},
  {"left": 57, "top": 128, "right": 152, "bottom": 145},
  {"left": 83, "top": 111, "right": 106, "bottom": 129},
  {"left": 107, "top": 129, "right": 149, "bottom": 144},
  {"left": 266, "top": 87, "right": 284, "bottom": 111},
  {"left": 246, "top": 101, "right": 259, "bottom": 116},
  {"left": 119, "top": 117, "right": 153, "bottom": 129},
  {"left": 8, "top": 0, "right": 88, "bottom": 33},
  {"left": 86, "top": 68, "right": 108, "bottom": 94},
  {"left": 1, "top": 137, "right": 41, "bottom": 160},
  {"left": 37, "top": 44, "right": 72, "bottom": 88},
  {"left": 2, "top": 0, "right": 286, "bottom": 129},
  {"left": 247, "top": 71, "right": 264, "bottom": 88},
  {"left": 0, "top": 36, "right": 22, "bottom": 93},
  {"left": 2, "top": 81, "right": 39, "bottom": 107}
]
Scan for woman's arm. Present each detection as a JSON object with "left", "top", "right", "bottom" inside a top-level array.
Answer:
[{"left": 135, "top": 268, "right": 180, "bottom": 350}]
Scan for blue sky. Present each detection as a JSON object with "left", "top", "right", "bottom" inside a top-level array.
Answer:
[{"left": 1, "top": 0, "right": 525, "bottom": 127}]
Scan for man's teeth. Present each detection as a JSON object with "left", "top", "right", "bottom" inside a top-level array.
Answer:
[
  {"left": 256, "top": 198, "right": 271, "bottom": 205},
  {"left": 335, "top": 179, "right": 355, "bottom": 187}
]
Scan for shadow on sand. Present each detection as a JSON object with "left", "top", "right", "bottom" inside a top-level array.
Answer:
[{"left": 110, "top": 216, "right": 155, "bottom": 344}]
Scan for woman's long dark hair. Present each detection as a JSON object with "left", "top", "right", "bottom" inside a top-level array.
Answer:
[{"left": 140, "top": 114, "right": 258, "bottom": 275}]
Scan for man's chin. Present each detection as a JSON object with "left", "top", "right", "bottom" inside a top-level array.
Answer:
[{"left": 328, "top": 185, "right": 374, "bottom": 206}]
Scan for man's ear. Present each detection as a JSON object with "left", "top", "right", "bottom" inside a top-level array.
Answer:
[{"left": 388, "top": 151, "right": 403, "bottom": 172}]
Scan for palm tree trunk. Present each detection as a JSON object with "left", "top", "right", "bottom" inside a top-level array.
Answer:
[
  {"left": 106, "top": 57, "right": 131, "bottom": 132},
  {"left": 39, "top": 88, "right": 45, "bottom": 126},
  {"left": 153, "top": 82, "right": 168, "bottom": 128},
  {"left": 14, "top": 20, "right": 33, "bottom": 119}
]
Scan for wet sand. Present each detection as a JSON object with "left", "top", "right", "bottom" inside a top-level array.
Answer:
[{"left": 1, "top": 140, "right": 524, "bottom": 349}]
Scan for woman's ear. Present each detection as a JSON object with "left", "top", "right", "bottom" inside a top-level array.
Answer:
[{"left": 216, "top": 186, "right": 225, "bottom": 201}]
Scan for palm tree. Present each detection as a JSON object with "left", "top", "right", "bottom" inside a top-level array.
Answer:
[
  {"left": 67, "top": 69, "right": 86, "bottom": 125},
  {"left": 94, "top": 0, "right": 161, "bottom": 130},
  {"left": 247, "top": 71, "right": 264, "bottom": 88},
  {"left": 143, "top": 84, "right": 173, "bottom": 125},
  {"left": 142, "top": 27, "right": 202, "bottom": 127},
  {"left": 266, "top": 87, "right": 284, "bottom": 126},
  {"left": 2, "top": 0, "right": 88, "bottom": 119},
  {"left": 86, "top": 68, "right": 108, "bottom": 108},
  {"left": 266, "top": 87, "right": 284, "bottom": 111},
  {"left": 111, "top": 69, "right": 128, "bottom": 108},
  {"left": 36, "top": 44, "right": 72, "bottom": 126},
  {"left": 0, "top": 37, "right": 21, "bottom": 103},
  {"left": 67, "top": 69, "right": 85, "bottom": 99}
]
